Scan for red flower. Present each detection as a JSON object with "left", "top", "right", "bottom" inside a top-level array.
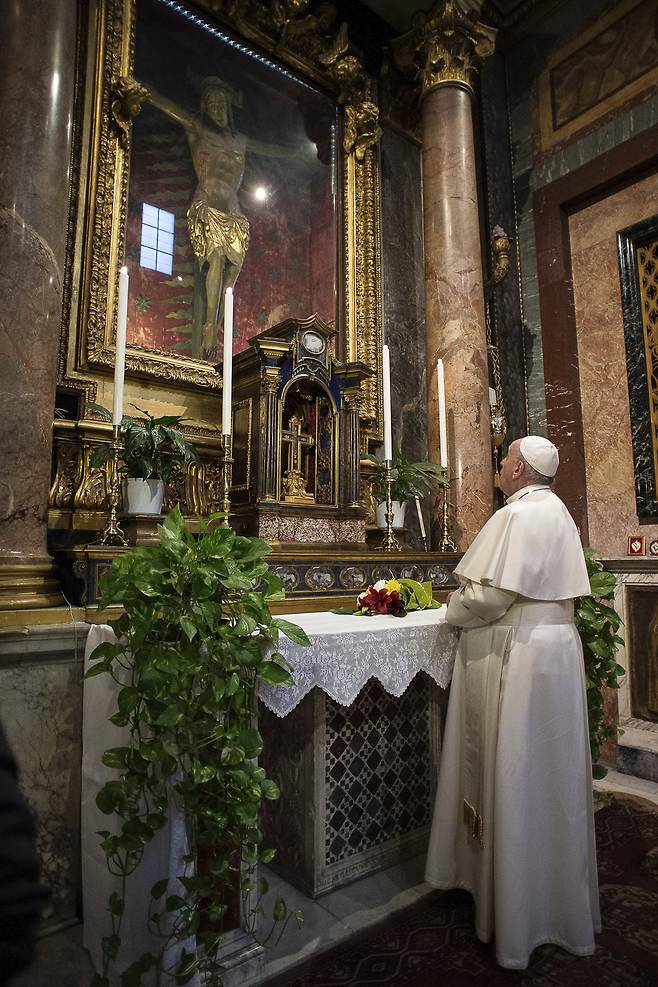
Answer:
[{"left": 359, "top": 587, "right": 404, "bottom": 616}]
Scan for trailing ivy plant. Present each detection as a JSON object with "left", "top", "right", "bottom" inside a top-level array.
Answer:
[
  {"left": 86, "top": 506, "right": 309, "bottom": 986},
  {"left": 575, "top": 549, "right": 625, "bottom": 780}
]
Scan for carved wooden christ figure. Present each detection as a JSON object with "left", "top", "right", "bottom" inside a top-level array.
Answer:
[{"left": 144, "top": 79, "right": 251, "bottom": 358}]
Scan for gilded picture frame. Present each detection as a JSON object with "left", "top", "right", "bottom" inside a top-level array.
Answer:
[{"left": 73, "top": 0, "right": 384, "bottom": 428}]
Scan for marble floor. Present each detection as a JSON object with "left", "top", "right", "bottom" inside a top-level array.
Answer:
[{"left": 13, "top": 769, "right": 658, "bottom": 987}]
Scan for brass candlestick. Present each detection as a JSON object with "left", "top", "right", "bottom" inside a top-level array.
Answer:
[
  {"left": 439, "top": 482, "right": 456, "bottom": 554},
  {"left": 219, "top": 432, "right": 233, "bottom": 525},
  {"left": 100, "top": 424, "right": 128, "bottom": 547},
  {"left": 380, "top": 460, "right": 401, "bottom": 553}
]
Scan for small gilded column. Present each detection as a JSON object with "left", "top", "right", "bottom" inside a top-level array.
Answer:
[
  {"left": 258, "top": 367, "right": 282, "bottom": 503},
  {"left": 0, "top": 1, "right": 78, "bottom": 608},
  {"left": 340, "top": 389, "right": 363, "bottom": 508},
  {"left": 335, "top": 361, "right": 373, "bottom": 509},
  {"left": 394, "top": 3, "right": 496, "bottom": 550}
]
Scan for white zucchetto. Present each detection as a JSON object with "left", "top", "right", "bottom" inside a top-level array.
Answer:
[{"left": 519, "top": 435, "right": 559, "bottom": 478}]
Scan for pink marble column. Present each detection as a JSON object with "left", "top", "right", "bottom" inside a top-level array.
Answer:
[
  {"left": 0, "top": 1, "right": 78, "bottom": 607},
  {"left": 422, "top": 85, "right": 493, "bottom": 550}
]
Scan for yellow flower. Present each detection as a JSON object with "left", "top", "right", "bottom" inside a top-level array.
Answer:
[{"left": 387, "top": 578, "right": 401, "bottom": 594}]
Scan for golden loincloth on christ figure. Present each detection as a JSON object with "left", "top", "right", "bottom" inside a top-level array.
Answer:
[{"left": 187, "top": 200, "right": 250, "bottom": 270}]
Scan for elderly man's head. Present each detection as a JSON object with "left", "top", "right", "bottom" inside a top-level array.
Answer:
[{"left": 498, "top": 435, "right": 559, "bottom": 498}]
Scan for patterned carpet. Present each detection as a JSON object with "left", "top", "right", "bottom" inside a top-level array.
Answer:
[{"left": 267, "top": 797, "right": 658, "bottom": 986}]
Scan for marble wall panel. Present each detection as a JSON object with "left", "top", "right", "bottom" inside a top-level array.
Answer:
[
  {"left": 501, "top": 0, "right": 658, "bottom": 443},
  {"left": 380, "top": 128, "right": 427, "bottom": 548},
  {"left": 0, "top": 625, "right": 86, "bottom": 930},
  {"left": 570, "top": 171, "right": 658, "bottom": 557}
]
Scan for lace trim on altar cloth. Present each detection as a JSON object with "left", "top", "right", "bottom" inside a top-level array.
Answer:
[{"left": 258, "top": 612, "right": 458, "bottom": 717}]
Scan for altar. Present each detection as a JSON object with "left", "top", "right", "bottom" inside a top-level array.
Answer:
[
  {"left": 259, "top": 608, "right": 457, "bottom": 897},
  {"left": 81, "top": 609, "right": 457, "bottom": 979}
]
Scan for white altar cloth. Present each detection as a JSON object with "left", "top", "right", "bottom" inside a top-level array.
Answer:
[
  {"left": 261, "top": 607, "right": 458, "bottom": 717},
  {"left": 82, "top": 625, "right": 200, "bottom": 987}
]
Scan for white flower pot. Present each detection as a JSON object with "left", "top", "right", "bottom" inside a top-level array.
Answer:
[
  {"left": 376, "top": 500, "right": 407, "bottom": 530},
  {"left": 125, "top": 478, "right": 165, "bottom": 516}
]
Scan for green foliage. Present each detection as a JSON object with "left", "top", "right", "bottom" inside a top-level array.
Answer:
[
  {"left": 398, "top": 578, "right": 440, "bottom": 612},
  {"left": 362, "top": 448, "right": 448, "bottom": 503},
  {"left": 88, "top": 403, "right": 199, "bottom": 482},
  {"left": 86, "top": 507, "right": 308, "bottom": 984},
  {"left": 575, "top": 549, "right": 625, "bottom": 779}
]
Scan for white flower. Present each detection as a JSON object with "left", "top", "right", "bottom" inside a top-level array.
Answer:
[
  {"left": 357, "top": 591, "right": 368, "bottom": 604},
  {"left": 372, "top": 579, "right": 388, "bottom": 591}
]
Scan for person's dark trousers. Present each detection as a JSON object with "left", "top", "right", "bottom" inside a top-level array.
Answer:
[{"left": 0, "top": 721, "right": 48, "bottom": 985}]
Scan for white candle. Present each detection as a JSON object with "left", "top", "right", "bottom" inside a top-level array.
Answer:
[
  {"left": 489, "top": 386, "right": 497, "bottom": 408},
  {"left": 112, "top": 266, "right": 129, "bottom": 427},
  {"left": 222, "top": 287, "right": 233, "bottom": 436},
  {"left": 382, "top": 344, "right": 393, "bottom": 462},
  {"left": 437, "top": 358, "right": 448, "bottom": 469},
  {"left": 414, "top": 496, "right": 426, "bottom": 541}
]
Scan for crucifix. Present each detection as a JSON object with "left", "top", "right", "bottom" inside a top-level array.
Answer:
[{"left": 281, "top": 414, "right": 315, "bottom": 503}]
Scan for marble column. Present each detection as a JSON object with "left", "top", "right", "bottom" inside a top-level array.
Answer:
[
  {"left": 422, "top": 85, "right": 492, "bottom": 549},
  {"left": 394, "top": 3, "right": 497, "bottom": 550},
  {"left": 0, "top": 1, "right": 78, "bottom": 608}
]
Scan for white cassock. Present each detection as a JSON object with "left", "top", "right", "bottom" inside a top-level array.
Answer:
[{"left": 425, "top": 484, "right": 600, "bottom": 969}]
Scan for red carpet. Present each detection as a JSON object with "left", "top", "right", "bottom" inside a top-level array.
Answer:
[{"left": 267, "top": 797, "right": 658, "bottom": 986}]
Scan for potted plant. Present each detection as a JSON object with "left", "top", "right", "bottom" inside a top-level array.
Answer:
[
  {"left": 89, "top": 404, "right": 200, "bottom": 515},
  {"left": 87, "top": 506, "right": 308, "bottom": 985},
  {"left": 361, "top": 448, "right": 447, "bottom": 530}
]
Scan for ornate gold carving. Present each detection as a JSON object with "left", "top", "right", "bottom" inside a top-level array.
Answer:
[
  {"left": 393, "top": 1, "right": 496, "bottom": 99},
  {"left": 110, "top": 76, "right": 149, "bottom": 147},
  {"left": 343, "top": 101, "right": 382, "bottom": 162},
  {"left": 186, "top": 461, "right": 208, "bottom": 515},
  {"left": 49, "top": 439, "right": 83, "bottom": 509},
  {"left": 164, "top": 462, "right": 188, "bottom": 515},
  {"left": 74, "top": 446, "right": 110, "bottom": 511},
  {"left": 261, "top": 368, "right": 281, "bottom": 394},
  {"left": 344, "top": 144, "right": 382, "bottom": 428},
  {"left": 282, "top": 468, "right": 315, "bottom": 503}
]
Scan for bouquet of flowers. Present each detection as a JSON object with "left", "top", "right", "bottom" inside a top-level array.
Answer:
[{"left": 336, "top": 578, "right": 441, "bottom": 618}]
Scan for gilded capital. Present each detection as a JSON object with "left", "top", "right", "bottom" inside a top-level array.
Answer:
[{"left": 393, "top": 1, "right": 496, "bottom": 100}]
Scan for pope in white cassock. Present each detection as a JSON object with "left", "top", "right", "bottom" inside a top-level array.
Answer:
[{"left": 425, "top": 435, "right": 600, "bottom": 969}]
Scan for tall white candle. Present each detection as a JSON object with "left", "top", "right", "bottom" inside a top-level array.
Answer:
[
  {"left": 222, "top": 287, "right": 234, "bottom": 436},
  {"left": 112, "top": 266, "right": 129, "bottom": 426},
  {"left": 437, "top": 358, "right": 448, "bottom": 469},
  {"left": 382, "top": 344, "right": 393, "bottom": 462}
]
